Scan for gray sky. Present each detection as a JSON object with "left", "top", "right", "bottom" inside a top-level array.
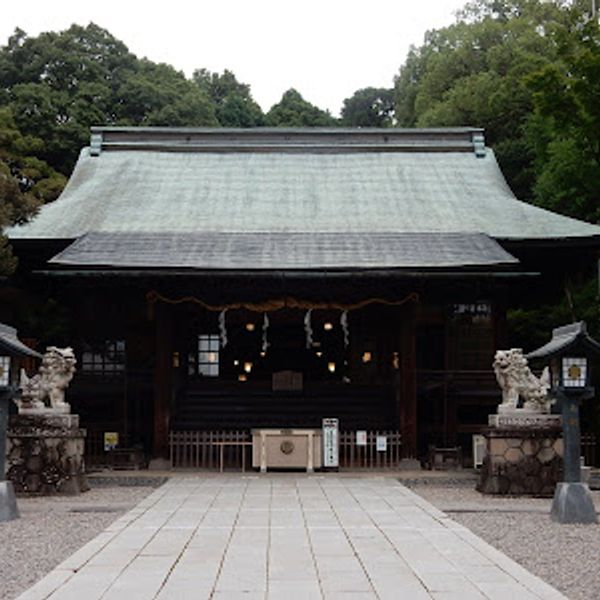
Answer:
[{"left": 2, "top": 0, "right": 467, "bottom": 116}]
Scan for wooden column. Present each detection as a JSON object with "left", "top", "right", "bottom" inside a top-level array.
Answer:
[
  {"left": 399, "top": 306, "right": 418, "bottom": 458},
  {"left": 492, "top": 290, "right": 509, "bottom": 351},
  {"left": 152, "top": 303, "right": 173, "bottom": 464}
]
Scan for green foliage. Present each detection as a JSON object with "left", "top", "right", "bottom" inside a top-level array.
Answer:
[
  {"left": 508, "top": 278, "right": 600, "bottom": 350},
  {"left": 0, "top": 107, "right": 65, "bottom": 275},
  {"left": 193, "top": 69, "right": 265, "bottom": 127},
  {"left": 0, "top": 24, "right": 218, "bottom": 174},
  {"left": 525, "top": 14, "right": 600, "bottom": 223},
  {"left": 394, "top": 0, "right": 573, "bottom": 200},
  {"left": 341, "top": 87, "right": 395, "bottom": 127},
  {"left": 266, "top": 89, "right": 338, "bottom": 127}
]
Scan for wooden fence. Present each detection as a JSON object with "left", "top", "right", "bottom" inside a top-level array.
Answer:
[
  {"left": 169, "top": 429, "right": 402, "bottom": 470},
  {"left": 338, "top": 431, "right": 402, "bottom": 469},
  {"left": 170, "top": 430, "right": 252, "bottom": 469}
]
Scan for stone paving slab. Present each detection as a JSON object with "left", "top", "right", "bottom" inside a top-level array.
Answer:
[{"left": 16, "top": 475, "right": 568, "bottom": 600}]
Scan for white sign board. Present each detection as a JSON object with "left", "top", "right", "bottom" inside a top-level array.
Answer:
[
  {"left": 376, "top": 435, "right": 387, "bottom": 452},
  {"left": 322, "top": 418, "right": 339, "bottom": 468},
  {"left": 356, "top": 430, "right": 367, "bottom": 446}
]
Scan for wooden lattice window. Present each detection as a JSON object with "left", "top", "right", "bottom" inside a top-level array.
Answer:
[
  {"left": 189, "top": 334, "right": 220, "bottom": 377},
  {"left": 81, "top": 340, "right": 125, "bottom": 376}
]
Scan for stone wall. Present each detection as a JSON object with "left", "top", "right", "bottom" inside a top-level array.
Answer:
[
  {"left": 6, "top": 414, "right": 88, "bottom": 495},
  {"left": 477, "top": 427, "right": 563, "bottom": 496}
]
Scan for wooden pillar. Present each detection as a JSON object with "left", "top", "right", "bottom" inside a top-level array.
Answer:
[
  {"left": 399, "top": 305, "right": 418, "bottom": 458},
  {"left": 151, "top": 303, "right": 173, "bottom": 465},
  {"left": 492, "top": 288, "right": 509, "bottom": 350}
]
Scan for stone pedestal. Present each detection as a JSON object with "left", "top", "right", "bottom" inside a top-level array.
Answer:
[
  {"left": 551, "top": 482, "right": 598, "bottom": 523},
  {"left": 6, "top": 413, "right": 89, "bottom": 495},
  {"left": 0, "top": 481, "right": 19, "bottom": 521},
  {"left": 478, "top": 414, "right": 563, "bottom": 496}
]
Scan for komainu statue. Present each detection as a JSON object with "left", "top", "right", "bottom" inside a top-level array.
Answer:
[
  {"left": 493, "top": 348, "right": 551, "bottom": 413},
  {"left": 16, "top": 347, "right": 77, "bottom": 414}
]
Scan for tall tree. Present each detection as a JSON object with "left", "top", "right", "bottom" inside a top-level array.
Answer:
[
  {"left": 193, "top": 68, "right": 264, "bottom": 127},
  {"left": 266, "top": 89, "right": 338, "bottom": 127},
  {"left": 525, "top": 11, "right": 600, "bottom": 223},
  {"left": 0, "top": 107, "right": 64, "bottom": 274},
  {"left": 0, "top": 24, "right": 218, "bottom": 174},
  {"left": 341, "top": 87, "right": 395, "bottom": 127},
  {"left": 394, "top": 0, "right": 574, "bottom": 199}
]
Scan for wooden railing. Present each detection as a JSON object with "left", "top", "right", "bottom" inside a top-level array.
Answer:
[
  {"left": 170, "top": 430, "right": 251, "bottom": 469},
  {"left": 338, "top": 431, "right": 402, "bottom": 469},
  {"left": 169, "top": 429, "right": 402, "bottom": 470}
]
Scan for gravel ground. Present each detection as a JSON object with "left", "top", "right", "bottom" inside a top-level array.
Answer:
[
  {"left": 411, "top": 482, "right": 600, "bottom": 600},
  {"left": 0, "top": 485, "right": 155, "bottom": 600}
]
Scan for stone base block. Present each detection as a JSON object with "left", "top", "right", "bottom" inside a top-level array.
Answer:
[
  {"left": 551, "top": 482, "right": 598, "bottom": 524},
  {"left": 397, "top": 458, "right": 422, "bottom": 471},
  {"left": 6, "top": 414, "right": 89, "bottom": 495},
  {"left": 477, "top": 427, "right": 563, "bottom": 496},
  {"left": 0, "top": 481, "right": 19, "bottom": 521},
  {"left": 148, "top": 457, "right": 172, "bottom": 471}
]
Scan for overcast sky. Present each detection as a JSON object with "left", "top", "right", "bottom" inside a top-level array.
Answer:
[{"left": 2, "top": 0, "right": 467, "bottom": 116}]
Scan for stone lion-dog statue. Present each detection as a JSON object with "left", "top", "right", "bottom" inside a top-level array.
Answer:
[
  {"left": 493, "top": 348, "right": 551, "bottom": 413},
  {"left": 16, "top": 346, "right": 77, "bottom": 413}
]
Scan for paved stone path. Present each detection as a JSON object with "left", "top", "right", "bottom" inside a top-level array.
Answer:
[{"left": 18, "top": 476, "right": 566, "bottom": 600}]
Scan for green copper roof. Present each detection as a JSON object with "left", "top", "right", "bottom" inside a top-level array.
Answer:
[{"left": 8, "top": 128, "right": 600, "bottom": 258}]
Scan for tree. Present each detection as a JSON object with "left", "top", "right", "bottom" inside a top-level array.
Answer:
[
  {"left": 341, "top": 87, "right": 395, "bottom": 127},
  {"left": 525, "top": 12, "right": 600, "bottom": 223},
  {"left": 265, "top": 89, "right": 338, "bottom": 127},
  {"left": 394, "top": 0, "right": 574, "bottom": 199},
  {"left": 115, "top": 60, "right": 217, "bottom": 127},
  {"left": 193, "top": 69, "right": 264, "bottom": 127},
  {"left": 0, "top": 24, "right": 218, "bottom": 174},
  {"left": 0, "top": 107, "right": 65, "bottom": 274}
]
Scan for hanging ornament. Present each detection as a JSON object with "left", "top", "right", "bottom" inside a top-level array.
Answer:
[
  {"left": 262, "top": 312, "right": 270, "bottom": 353},
  {"left": 340, "top": 310, "right": 349, "bottom": 348},
  {"left": 218, "top": 308, "right": 228, "bottom": 348},
  {"left": 304, "top": 309, "right": 313, "bottom": 349}
]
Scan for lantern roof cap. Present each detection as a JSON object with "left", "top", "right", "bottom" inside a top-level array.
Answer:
[
  {"left": 527, "top": 321, "right": 600, "bottom": 360},
  {"left": 0, "top": 324, "right": 42, "bottom": 359}
]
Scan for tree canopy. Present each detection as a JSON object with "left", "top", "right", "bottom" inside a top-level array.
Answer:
[
  {"left": 394, "top": 0, "right": 579, "bottom": 201},
  {"left": 265, "top": 89, "right": 338, "bottom": 127},
  {"left": 341, "top": 87, "right": 395, "bottom": 127},
  {"left": 0, "top": 24, "right": 218, "bottom": 174},
  {"left": 193, "top": 68, "right": 265, "bottom": 127},
  {"left": 0, "top": 106, "right": 65, "bottom": 273}
]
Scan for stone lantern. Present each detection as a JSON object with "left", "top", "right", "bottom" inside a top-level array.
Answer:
[
  {"left": 527, "top": 321, "right": 600, "bottom": 524},
  {"left": 0, "top": 324, "right": 41, "bottom": 521}
]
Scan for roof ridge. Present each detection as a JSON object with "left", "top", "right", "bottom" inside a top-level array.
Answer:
[{"left": 89, "top": 127, "right": 486, "bottom": 157}]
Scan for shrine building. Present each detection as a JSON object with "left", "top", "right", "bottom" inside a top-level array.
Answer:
[{"left": 5, "top": 127, "right": 600, "bottom": 469}]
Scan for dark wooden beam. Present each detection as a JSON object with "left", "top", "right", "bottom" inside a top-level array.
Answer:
[
  {"left": 399, "top": 305, "right": 418, "bottom": 458},
  {"left": 151, "top": 303, "right": 173, "bottom": 465}
]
